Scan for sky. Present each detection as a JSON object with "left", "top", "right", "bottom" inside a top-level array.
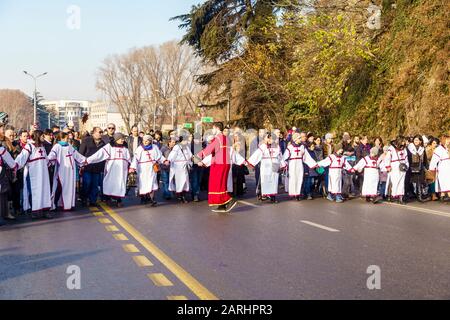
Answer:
[{"left": 0, "top": 0, "right": 200, "bottom": 101}]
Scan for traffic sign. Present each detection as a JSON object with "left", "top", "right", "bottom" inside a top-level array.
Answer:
[
  {"left": 201, "top": 117, "right": 214, "bottom": 123},
  {"left": 183, "top": 123, "right": 193, "bottom": 129}
]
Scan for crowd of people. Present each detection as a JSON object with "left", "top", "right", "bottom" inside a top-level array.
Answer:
[{"left": 0, "top": 110, "right": 449, "bottom": 226}]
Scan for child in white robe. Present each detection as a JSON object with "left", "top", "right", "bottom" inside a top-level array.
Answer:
[
  {"left": 167, "top": 137, "right": 193, "bottom": 203},
  {"left": 385, "top": 137, "right": 409, "bottom": 204},
  {"left": 283, "top": 133, "right": 318, "bottom": 200},
  {"left": 353, "top": 147, "right": 382, "bottom": 203},
  {"left": 130, "top": 135, "right": 167, "bottom": 206},
  {"left": 15, "top": 130, "right": 52, "bottom": 218},
  {"left": 248, "top": 133, "right": 287, "bottom": 203},
  {"left": 429, "top": 135, "right": 450, "bottom": 202},
  {"left": 48, "top": 132, "right": 86, "bottom": 211},
  {"left": 317, "top": 144, "right": 353, "bottom": 203},
  {"left": 86, "top": 133, "right": 131, "bottom": 207}
]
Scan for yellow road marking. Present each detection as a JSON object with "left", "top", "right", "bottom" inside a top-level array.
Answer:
[
  {"left": 122, "top": 244, "right": 140, "bottom": 253},
  {"left": 167, "top": 296, "right": 188, "bottom": 300},
  {"left": 105, "top": 225, "right": 119, "bottom": 232},
  {"left": 89, "top": 207, "right": 100, "bottom": 212},
  {"left": 132, "top": 255, "right": 154, "bottom": 267},
  {"left": 148, "top": 273, "right": 173, "bottom": 287},
  {"left": 100, "top": 203, "right": 219, "bottom": 300},
  {"left": 384, "top": 202, "right": 450, "bottom": 218},
  {"left": 113, "top": 233, "right": 129, "bottom": 241},
  {"left": 93, "top": 212, "right": 104, "bottom": 217},
  {"left": 98, "top": 218, "right": 112, "bottom": 224}
]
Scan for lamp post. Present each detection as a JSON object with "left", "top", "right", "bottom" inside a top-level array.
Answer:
[{"left": 23, "top": 71, "right": 48, "bottom": 126}]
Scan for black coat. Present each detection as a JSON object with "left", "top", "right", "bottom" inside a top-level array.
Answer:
[{"left": 79, "top": 137, "right": 106, "bottom": 173}]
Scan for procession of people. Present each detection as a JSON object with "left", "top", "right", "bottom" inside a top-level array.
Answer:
[{"left": 0, "top": 110, "right": 449, "bottom": 226}]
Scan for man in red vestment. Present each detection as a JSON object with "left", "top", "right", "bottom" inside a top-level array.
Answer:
[{"left": 197, "top": 122, "right": 237, "bottom": 213}]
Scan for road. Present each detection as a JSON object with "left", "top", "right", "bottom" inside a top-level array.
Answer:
[{"left": 1, "top": 174, "right": 449, "bottom": 300}]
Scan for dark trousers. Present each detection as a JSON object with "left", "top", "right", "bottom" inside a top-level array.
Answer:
[
  {"left": 82, "top": 171, "right": 101, "bottom": 204},
  {"left": 161, "top": 170, "right": 171, "bottom": 199},
  {"left": 232, "top": 164, "right": 245, "bottom": 197},
  {"left": 190, "top": 166, "right": 203, "bottom": 198}
]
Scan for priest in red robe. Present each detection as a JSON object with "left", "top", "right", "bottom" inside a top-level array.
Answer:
[{"left": 197, "top": 122, "right": 237, "bottom": 213}]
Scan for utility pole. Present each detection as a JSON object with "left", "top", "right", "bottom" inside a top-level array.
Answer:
[
  {"left": 171, "top": 97, "right": 175, "bottom": 129},
  {"left": 23, "top": 71, "right": 48, "bottom": 126}
]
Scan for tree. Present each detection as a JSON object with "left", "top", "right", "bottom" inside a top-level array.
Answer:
[{"left": 0, "top": 89, "right": 33, "bottom": 129}]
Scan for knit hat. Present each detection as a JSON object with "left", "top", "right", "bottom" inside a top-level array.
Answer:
[
  {"left": 370, "top": 147, "right": 379, "bottom": 157},
  {"left": 143, "top": 134, "right": 152, "bottom": 141},
  {"left": 325, "top": 133, "right": 333, "bottom": 140},
  {"left": 114, "top": 133, "right": 125, "bottom": 141}
]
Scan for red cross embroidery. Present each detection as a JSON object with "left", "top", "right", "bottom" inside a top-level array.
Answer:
[
  {"left": 268, "top": 148, "right": 275, "bottom": 157},
  {"left": 38, "top": 148, "right": 44, "bottom": 156},
  {"left": 399, "top": 151, "right": 404, "bottom": 158},
  {"left": 117, "top": 148, "right": 123, "bottom": 158},
  {"left": 145, "top": 151, "right": 152, "bottom": 161},
  {"left": 294, "top": 148, "right": 301, "bottom": 156},
  {"left": 66, "top": 153, "right": 74, "bottom": 169},
  {"left": 372, "top": 161, "right": 376, "bottom": 166},
  {"left": 336, "top": 157, "right": 341, "bottom": 166}
]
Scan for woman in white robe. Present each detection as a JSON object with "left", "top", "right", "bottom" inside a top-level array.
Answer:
[
  {"left": 248, "top": 133, "right": 287, "bottom": 203},
  {"left": 429, "top": 136, "right": 450, "bottom": 200},
  {"left": 317, "top": 145, "right": 353, "bottom": 203},
  {"left": 48, "top": 132, "right": 86, "bottom": 211},
  {"left": 86, "top": 133, "right": 131, "bottom": 207},
  {"left": 384, "top": 137, "right": 409, "bottom": 204},
  {"left": 15, "top": 130, "right": 52, "bottom": 217},
  {"left": 283, "top": 133, "right": 318, "bottom": 200},
  {"left": 167, "top": 139, "right": 192, "bottom": 203},
  {"left": 130, "top": 135, "right": 167, "bottom": 206},
  {"left": 353, "top": 147, "right": 382, "bottom": 203}
]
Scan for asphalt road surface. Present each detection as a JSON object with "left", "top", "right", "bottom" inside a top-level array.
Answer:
[{"left": 1, "top": 175, "right": 449, "bottom": 300}]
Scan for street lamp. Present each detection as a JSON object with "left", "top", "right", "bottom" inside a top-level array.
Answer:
[{"left": 23, "top": 71, "right": 48, "bottom": 126}]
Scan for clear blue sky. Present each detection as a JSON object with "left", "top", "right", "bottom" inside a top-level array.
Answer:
[{"left": 0, "top": 0, "right": 200, "bottom": 101}]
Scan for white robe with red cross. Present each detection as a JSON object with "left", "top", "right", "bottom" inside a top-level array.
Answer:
[
  {"left": 86, "top": 144, "right": 131, "bottom": 198},
  {"left": 48, "top": 144, "right": 86, "bottom": 210},
  {"left": 429, "top": 145, "right": 450, "bottom": 193},
  {"left": 130, "top": 145, "right": 165, "bottom": 196},
  {"left": 384, "top": 146, "right": 409, "bottom": 197},
  {"left": 167, "top": 143, "right": 193, "bottom": 193},
  {"left": 353, "top": 156, "right": 382, "bottom": 197},
  {"left": 318, "top": 154, "right": 353, "bottom": 195},
  {"left": 15, "top": 143, "right": 52, "bottom": 212},
  {"left": 282, "top": 144, "right": 318, "bottom": 197},
  {"left": 248, "top": 144, "right": 287, "bottom": 196}
]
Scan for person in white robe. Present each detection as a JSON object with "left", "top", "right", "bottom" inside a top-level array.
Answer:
[
  {"left": 167, "top": 137, "right": 193, "bottom": 203},
  {"left": 429, "top": 136, "right": 450, "bottom": 201},
  {"left": 353, "top": 147, "right": 382, "bottom": 203},
  {"left": 47, "top": 132, "right": 86, "bottom": 211},
  {"left": 283, "top": 133, "right": 318, "bottom": 200},
  {"left": 247, "top": 133, "right": 287, "bottom": 203},
  {"left": 15, "top": 130, "right": 52, "bottom": 218},
  {"left": 317, "top": 144, "right": 353, "bottom": 203},
  {"left": 384, "top": 137, "right": 409, "bottom": 204},
  {"left": 130, "top": 135, "right": 167, "bottom": 206},
  {"left": 85, "top": 133, "right": 131, "bottom": 207}
]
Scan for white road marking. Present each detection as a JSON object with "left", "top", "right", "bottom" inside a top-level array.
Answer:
[
  {"left": 238, "top": 200, "right": 260, "bottom": 208},
  {"left": 300, "top": 220, "right": 340, "bottom": 232},
  {"left": 383, "top": 202, "right": 450, "bottom": 218}
]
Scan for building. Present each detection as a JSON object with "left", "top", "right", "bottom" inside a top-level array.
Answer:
[
  {"left": 41, "top": 100, "right": 91, "bottom": 130},
  {"left": 86, "top": 101, "right": 127, "bottom": 133}
]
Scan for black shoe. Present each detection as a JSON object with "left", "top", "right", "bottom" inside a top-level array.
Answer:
[
  {"left": 372, "top": 196, "right": 382, "bottom": 204},
  {"left": 44, "top": 212, "right": 54, "bottom": 219},
  {"left": 270, "top": 196, "right": 279, "bottom": 204},
  {"left": 212, "top": 205, "right": 227, "bottom": 213},
  {"left": 225, "top": 199, "right": 237, "bottom": 213}
]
